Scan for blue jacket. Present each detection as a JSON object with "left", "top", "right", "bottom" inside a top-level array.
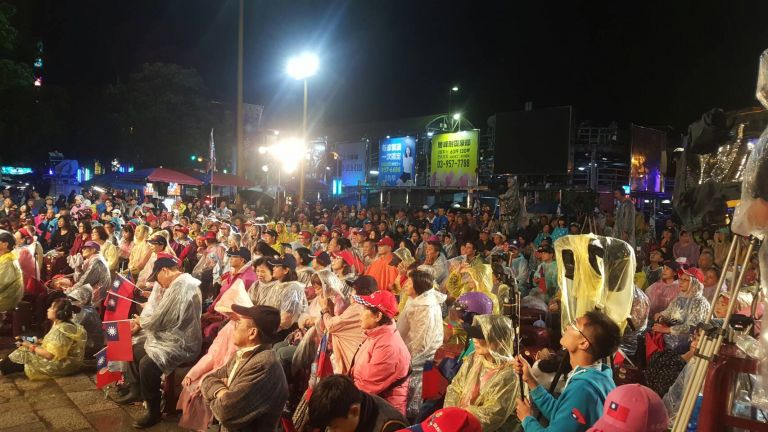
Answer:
[
  {"left": 431, "top": 215, "right": 448, "bottom": 233},
  {"left": 522, "top": 364, "right": 615, "bottom": 432}
]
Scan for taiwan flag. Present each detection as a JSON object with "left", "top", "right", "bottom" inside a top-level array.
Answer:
[
  {"left": 95, "top": 348, "right": 122, "bottom": 389},
  {"left": 104, "top": 274, "right": 135, "bottom": 322},
  {"left": 104, "top": 321, "right": 133, "bottom": 361}
]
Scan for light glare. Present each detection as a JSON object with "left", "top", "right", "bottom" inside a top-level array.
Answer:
[{"left": 286, "top": 53, "right": 319, "bottom": 80}]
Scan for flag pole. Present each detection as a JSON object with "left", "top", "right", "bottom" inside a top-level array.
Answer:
[
  {"left": 105, "top": 291, "right": 143, "bottom": 305},
  {"left": 102, "top": 319, "right": 134, "bottom": 324}
]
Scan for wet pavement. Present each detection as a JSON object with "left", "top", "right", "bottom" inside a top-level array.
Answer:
[{"left": 0, "top": 337, "right": 190, "bottom": 432}]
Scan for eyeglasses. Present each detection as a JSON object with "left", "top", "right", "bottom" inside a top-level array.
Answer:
[{"left": 568, "top": 319, "right": 594, "bottom": 351}]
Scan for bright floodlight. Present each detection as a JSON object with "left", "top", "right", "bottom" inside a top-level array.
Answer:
[
  {"left": 258, "top": 146, "right": 267, "bottom": 154},
  {"left": 286, "top": 53, "right": 319, "bottom": 80},
  {"left": 452, "top": 113, "right": 461, "bottom": 120},
  {"left": 261, "top": 165, "right": 269, "bottom": 172},
  {"left": 452, "top": 86, "right": 459, "bottom": 91}
]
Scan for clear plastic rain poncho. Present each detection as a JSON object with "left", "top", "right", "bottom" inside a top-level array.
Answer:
[
  {"left": 444, "top": 314, "right": 520, "bottom": 431},
  {"left": 0, "top": 250, "right": 23, "bottom": 312},
  {"left": 135, "top": 273, "right": 203, "bottom": 374},
  {"left": 554, "top": 234, "right": 635, "bottom": 333},
  {"left": 732, "top": 48, "right": 768, "bottom": 398}
]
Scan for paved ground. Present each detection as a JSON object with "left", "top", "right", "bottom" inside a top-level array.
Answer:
[{"left": 0, "top": 337, "right": 189, "bottom": 432}]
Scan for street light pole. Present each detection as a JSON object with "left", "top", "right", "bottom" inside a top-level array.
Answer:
[{"left": 298, "top": 78, "right": 308, "bottom": 209}]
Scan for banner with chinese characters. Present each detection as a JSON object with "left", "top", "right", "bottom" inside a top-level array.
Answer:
[
  {"left": 430, "top": 130, "right": 478, "bottom": 188},
  {"left": 336, "top": 142, "right": 366, "bottom": 187},
  {"left": 379, "top": 136, "right": 416, "bottom": 186}
]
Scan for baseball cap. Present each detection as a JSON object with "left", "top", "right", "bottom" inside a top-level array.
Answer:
[
  {"left": 677, "top": 265, "right": 705, "bottom": 283},
  {"left": 399, "top": 407, "right": 482, "bottom": 432},
  {"left": 352, "top": 290, "right": 399, "bottom": 319},
  {"left": 466, "top": 325, "right": 486, "bottom": 340},
  {"left": 377, "top": 236, "right": 395, "bottom": 248},
  {"left": 226, "top": 246, "right": 251, "bottom": 261},
  {"left": 147, "top": 235, "right": 168, "bottom": 246},
  {"left": 481, "top": 228, "right": 490, "bottom": 234},
  {"left": 230, "top": 304, "right": 281, "bottom": 343},
  {"left": 537, "top": 245, "right": 555, "bottom": 254},
  {"left": 331, "top": 250, "right": 355, "bottom": 267},
  {"left": 299, "top": 230, "right": 312, "bottom": 240},
  {"left": 146, "top": 253, "right": 181, "bottom": 282},
  {"left": 313, "top": 251, "right": 331, "bottom": 267},
  {"left": 265, "top": 229, "right": 278, "bottom": 238},
  {"left": 82, "top": 240, "right": 100, "bottom": 252},
  {"left": 204, "top": 231, "right": 217, "bottom": 241},
  {"left": 491, "top": 232, "right": 506, "bottom": 241},
  {"left": 269, "top": 254, "right": 297, "bottom": 270},
  {"left": 587, "top": 384, "right": 668, "bottom": 432}
]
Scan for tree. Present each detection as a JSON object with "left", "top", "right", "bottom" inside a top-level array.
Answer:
[{"left": 106, "top": 62, "right": 220, "bottom": 167}]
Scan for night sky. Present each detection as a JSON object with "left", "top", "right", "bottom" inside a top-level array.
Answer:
[{"left": 9, "top": 0, "right": 768, "bottom": 139}]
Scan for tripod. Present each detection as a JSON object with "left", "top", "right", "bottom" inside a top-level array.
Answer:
[
  {"left": 580, "top": 214, "right": 597, "bottom": 234},
  {"left": 671, "top": 235, "right": 760, "bottom": 431}
]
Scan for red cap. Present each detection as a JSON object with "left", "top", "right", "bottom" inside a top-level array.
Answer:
[
  {"left": 677, "top": 266, "right": 705, "bottom": 284},
  {"left": 331, "top": 250, "right": 355, "bottom": 267},
  {"left": 352, "top": 290, "right": 398, "bottom": 319},
  {"left": 300, "top": 231, "right": 312, "bottom": 240},
  {"left": 204, "top": 231, "right": 217, "bottom": 240},
  {"left": 587, "top": 384, "right": 668, "bottom": 432},
  {"left": 174, "top": 226, "right": 189, "bottom": 234},
  {"left": 377, "top": 236, "right": 395, "bottom": 248},
  {"left": 397, "top": 407, "right": 482, "bottom": 432}
]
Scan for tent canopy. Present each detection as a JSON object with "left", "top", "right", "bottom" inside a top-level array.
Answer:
[
  {"left": 187, "top": 171, "right": 255, "bottom": 187},
  {"left": 120, "top": 167, "right": 203, "bottom": 185}
]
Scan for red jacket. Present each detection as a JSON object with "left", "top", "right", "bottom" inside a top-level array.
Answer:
[{"left": 350, "top": 323, "right": 411, "bottom": 414}]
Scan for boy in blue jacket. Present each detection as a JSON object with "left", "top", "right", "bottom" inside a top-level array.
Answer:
[{"left": 514, "top": 310, "right": 621, "bottom": 431}]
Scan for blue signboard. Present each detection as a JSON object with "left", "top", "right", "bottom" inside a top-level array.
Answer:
[
  {"left": 378, "top": 136, "right": 416, "bottom": 186},
  {"left": 336, "top": 142, "right": 366, "bottom": 187}
]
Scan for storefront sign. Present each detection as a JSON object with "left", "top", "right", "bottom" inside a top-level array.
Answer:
[{"left": 430, "top": 130, "right": 478, "bottom": 188}]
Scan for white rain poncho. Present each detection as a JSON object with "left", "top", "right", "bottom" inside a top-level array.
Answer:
[
  {"left": 256, "top": 280, "right": 308, "bottom": 326},
  {"left": 620, "top": 285, "right": 650, "bottom": 357},
  {"left": 397, "top": 288, "right": 446, "bottom": 419},
  {"left": 732, "top": 48, "right": 768, "bottom": 397},
  {"left": 0, "top": 251, "right": 23, "bottom": 312},
  {"left": 657, "top": 277, "right": 710, "bottom": 350},
  {"left": 554, "top": 234, "right": 635, "bottom": 333},
  {"left": 444, "top": 314, "right": 520, "bottom": 431},
  {"left": 71, "top": 254, "right": 111, "bottom": 305},
  {"left": 135, "top": 273, "right": 203, "bottom": 374}
]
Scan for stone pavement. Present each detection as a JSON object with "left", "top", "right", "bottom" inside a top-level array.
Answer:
[{"left": 0, "top": 338, "right": 188, "bottom": 432}]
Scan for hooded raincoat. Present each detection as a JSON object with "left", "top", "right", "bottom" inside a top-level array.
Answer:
[
  {"left": 445, "top": 262, "right": 500, "bottom": 314},
  {"left": 657, "top": 278, "right": 710, "bottom": 349},
  {"left": 444, "top": 314, "right": 519, "bottom": 431},
  {"left": 0, "top": 251, "right": 23, "bottom": 312},
  {"left": 397, "top": 288, "right": 447, "bottom": 418},
  {"left": 8, "top": 321, "right": 86, "bottom": 380},
  {"left": 135, "top": 273, "right": 203, "bottom": 374}
]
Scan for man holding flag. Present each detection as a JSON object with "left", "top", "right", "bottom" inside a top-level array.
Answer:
[{"left": 113, "top": 253, "right": 203, "bottom": 429}]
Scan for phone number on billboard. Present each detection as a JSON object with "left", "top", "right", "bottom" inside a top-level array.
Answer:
[{"left": 436, "top": 159, "right": 471, "bottom": 169}]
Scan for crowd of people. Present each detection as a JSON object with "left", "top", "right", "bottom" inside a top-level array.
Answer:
[{"left": 0, "top": 185, "right": 762, "bottom": 431}]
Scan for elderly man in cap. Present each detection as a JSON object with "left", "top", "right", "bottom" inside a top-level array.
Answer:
[
  {"left": 202, "top": 304, "right": 288, "bottom": 432},
  {"left": 364, "top": 236, "right": 399, "bottom": 291},
  {"left": 202, "top": 247, "right": 257, "bottom": 342},
  {"left": 261, "top": 228, "right": 282, "bottom": 255},
  {"left": 115, "top": 253, "right": 203, "bottom": 429},
  {"left": 136, "top": 232, "right": 174, "bottom": 292},
  {"left": 65, "top": 240, "right": 111, "bottom": 306}
]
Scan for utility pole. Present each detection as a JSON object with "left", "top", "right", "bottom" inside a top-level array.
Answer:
[{"left": 236, "top": 0, "right": 244, "bottom": 176}]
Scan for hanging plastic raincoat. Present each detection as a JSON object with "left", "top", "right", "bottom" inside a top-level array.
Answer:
[
  {"left": 732, "top": 48, "right": 768, "bottom": 401},
  {"left": 444, "top": 314, "right": 519, "bottom": 431},
  {"left": 8, "top": 321, "right": 86, "bottom": 380},
  {"left": 554, "top": 234, "right": 635, "bottom": 333},
  {"left": 398, "top": 287, "right": 447, "bottom": 419},
  {"left": 70, "top": 253, "right": 111, "bottom": 305},
  {"left": 0, "top": 251, "right": 23, "bottom": 312},
  {"left": 135, "top": 273, "right": 203, "bottom": 374}
]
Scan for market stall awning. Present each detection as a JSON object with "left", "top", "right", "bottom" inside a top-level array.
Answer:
[
  {"left": 187, "top": 171, "right": 255, "bottom": 187},
  {"left": 120, "top": 167, "right": 203, "bottom": 185}
]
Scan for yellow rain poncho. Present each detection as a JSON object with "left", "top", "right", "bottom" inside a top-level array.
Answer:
[
  {"left": 554, "top": 234, "right": 635, "bottom": 333},
  {"left": 391, "top": 247, "right": 416, "bottom": 312},
  {"left": 444, "top": 314, "right": 520, "bottom": 431},
  {"left": 9, "top": 321, "right": 86, "bottom": 380},
  {"left": 0, "top": 251, "right": 23, "bottom": 312},
  {"left": 445, "top": 261, "right": 500, "bottom": 314}
]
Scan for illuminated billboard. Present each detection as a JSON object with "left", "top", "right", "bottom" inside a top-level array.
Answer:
[
  {"left": 378, "top": 136, "right": 416, "bottom": 186},
  {"left": 430, "top": 130, "right": 478, "bottom": 188}
]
